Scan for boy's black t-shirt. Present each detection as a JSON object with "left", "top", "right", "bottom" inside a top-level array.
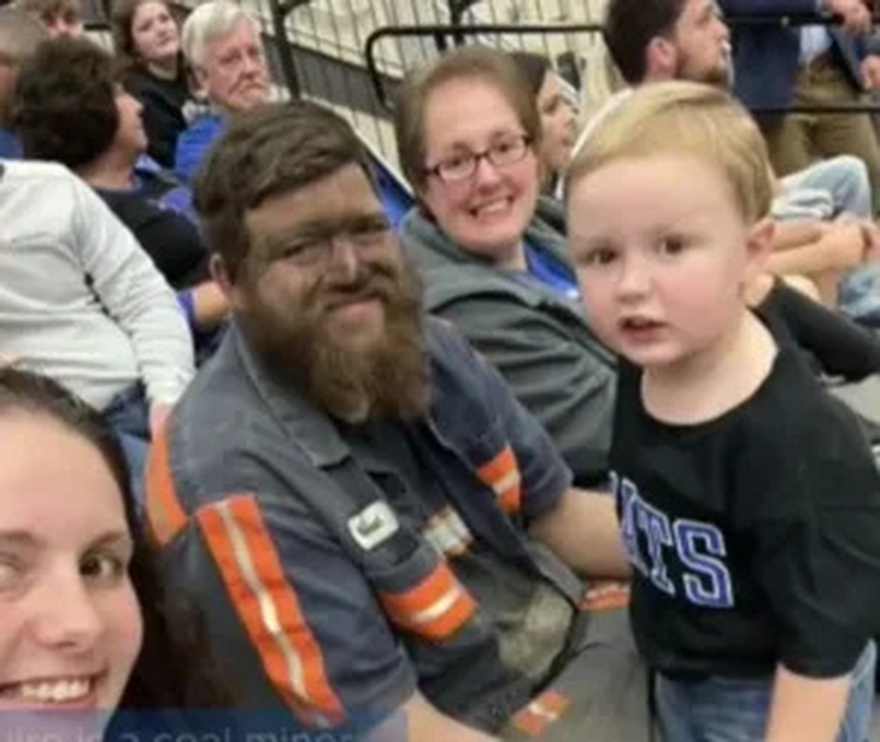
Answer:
[{"left": 611, "top": 331, "right": 880, "bottom": 680}]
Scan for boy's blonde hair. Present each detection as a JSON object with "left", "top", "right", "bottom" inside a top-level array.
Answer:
[{"left": 566, "top": 81, "right": 773, "bottom": 223}]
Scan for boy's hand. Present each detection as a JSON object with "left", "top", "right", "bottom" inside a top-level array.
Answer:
[
  {"left": 861, "top": 55, "right": 880, "bottom": 90},
  {"left": 149, "top": 402, "right": 171, "bottom": 438}
]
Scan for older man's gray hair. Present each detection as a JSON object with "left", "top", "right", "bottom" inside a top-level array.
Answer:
[{"left": 181, "top": 1, "right": 259, "bottom": 69}]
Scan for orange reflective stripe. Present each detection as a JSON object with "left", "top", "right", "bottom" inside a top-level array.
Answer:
[
  {"left": 511, "top": 690, "right": 570, "bottom": 737},
  {"left": 477, "top": 445, "right": 522, "bottom": 515},
  {"left": 198, "top": 496, "right": 344, "bottom": 727},
  {"left": 144, "top": 423, "right": 187, "bottom": 546},
  {"left": 379, "top": 561, "right": 477, "bottom": 641},
  {"left": 580, "top": 582, "right": 631, "bottom": 612}
]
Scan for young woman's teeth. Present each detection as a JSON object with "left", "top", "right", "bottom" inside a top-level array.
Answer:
[{"left": 16, "top": 678, "right": 92, "bottom": 702}]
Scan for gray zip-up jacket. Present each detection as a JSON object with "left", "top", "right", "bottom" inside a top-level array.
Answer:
[{"left": 400, "top": 199, "right": 617, "bottom": 487}]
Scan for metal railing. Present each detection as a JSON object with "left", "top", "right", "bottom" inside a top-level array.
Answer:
[
  {"left": 94, "top": 0, "right": 880, "bottom": 165},
  {"left": 365, "top": 21, "right": 605, "bottom": 110}
]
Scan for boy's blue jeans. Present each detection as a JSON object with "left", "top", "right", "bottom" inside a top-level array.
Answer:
[
  {"left": 103, "top": 383, "right": 150, "bottom": 505},
  {"left": 655, "top": 641, "right": 876, "bottom": 742}
]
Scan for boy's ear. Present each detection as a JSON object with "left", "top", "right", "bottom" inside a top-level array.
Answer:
[
  {"left": 645, "top": 36, "right": 677, "bottom": 80},
  {"left": 744, "top": 217, "right": 776, "bottom": 278}
]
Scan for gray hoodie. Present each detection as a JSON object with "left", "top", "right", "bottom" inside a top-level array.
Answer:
[{"left": 400, "top": 198, "right": 617, "bottom": 487}]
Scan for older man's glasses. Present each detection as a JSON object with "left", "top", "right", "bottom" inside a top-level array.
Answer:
[{"left": 426, "top": 134, "right": 532, "bottom": 183}]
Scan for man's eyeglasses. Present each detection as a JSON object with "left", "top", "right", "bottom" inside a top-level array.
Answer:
[
  {"left": 425, "top": 134, "right": 532, "bottom": 183},
  {"left": 269, "top": 222, "right": 393, "bottom": 269}
]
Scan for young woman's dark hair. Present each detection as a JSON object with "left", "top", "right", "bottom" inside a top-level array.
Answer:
[
  {"left": 111, "top": 0, "right": 184, "bottom": 73},
  {"left": 0, "top": 367, "right": 229, "bottom": 720},
  {"left": 509, "top": 51, "right": 551, "bottom": 99}
]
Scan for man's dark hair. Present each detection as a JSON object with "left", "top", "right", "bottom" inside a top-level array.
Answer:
[
  {"left": 604, "top": 0, "right": 686, "bottom": 85},
  {"left": 193, "top": 100, "right": 377, "bottom": 282},
  {"left": 12, "top": 36, "right": 119, "bottom": 168}
]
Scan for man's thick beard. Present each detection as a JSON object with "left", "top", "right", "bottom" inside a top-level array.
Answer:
[{"left": 239, "top": 260, "right": 430, "bottom": 423}]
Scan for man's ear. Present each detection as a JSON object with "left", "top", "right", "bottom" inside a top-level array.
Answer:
[
  {"left": 209, "top": 253, "right": 244, "bottom": 308},
  {"left": 744, "top": 217, "right": 776, "bottom": 280},
  {"left": 645, "top": 36, "right": 677, "bottom": 81},
  {"left": 192, "top": 64, "right": 210, "bottom": 99}
]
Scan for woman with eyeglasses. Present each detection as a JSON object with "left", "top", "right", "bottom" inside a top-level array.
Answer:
[{"left": 395, "top": 46, "right": 617, "bottom": 490}]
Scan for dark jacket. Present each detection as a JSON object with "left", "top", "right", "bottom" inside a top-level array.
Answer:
[
  {"left": 126, "top": 66, "right": 190, "bottom": 169},
  {"left": 400, "top": 198, "right": 617, "bottom": 488}
]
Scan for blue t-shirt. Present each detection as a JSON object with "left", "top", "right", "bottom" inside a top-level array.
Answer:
[
  {"left": 174, "top": 113, "right": 225, "bottom": 183},
  {"left": 525, "top": 241, "right": 580, "bottom": 300}
]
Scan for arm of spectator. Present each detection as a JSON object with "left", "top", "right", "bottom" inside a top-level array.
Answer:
[
  {"left": 528, "top": 487, "right": 630, "bottom": 580},
  {"left": 766, "top": 222, "right": 865, "bottom": 276},
  {"left": 366, "top": 693, "right": 498, "bottom": 742},
  {"left": 149, "top": 401, "right": 170, "bottom": 438},
  {"left": 765, "top": 668, "right": 849, "bottom": 742},
  {"left": 70, "top": 175, "right": 194, "bottom": 407},
  {"left": 440, "top": 296, "right": 617, "bottom": 488},
  {"left": 772, "top": 220, "right": 825, "bottom": 252},
  {"left": 757, "top": 279, "right": 880, "bottom": 379}
]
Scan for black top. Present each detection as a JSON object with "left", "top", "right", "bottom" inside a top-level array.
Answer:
[
  {"left": 760, "top": 279, "right": 880, "bottom": 380},
  {"left": 611, "top": 326, "right": 880, "bottom": 680},
  {"left": 96, "top": 169, "right": 207, "bottom": 288},
  {"left": 125, "top": 65, "right": 189, "bottom": 169}
]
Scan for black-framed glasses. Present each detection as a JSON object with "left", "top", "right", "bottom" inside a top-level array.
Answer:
[{"left": 425, "top": 134, "right": 532, "bottom": 183}]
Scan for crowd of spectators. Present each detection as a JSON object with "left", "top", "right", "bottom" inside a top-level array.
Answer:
[{"left": 2, "top": 0, "right": 880, "bottom": 740}]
